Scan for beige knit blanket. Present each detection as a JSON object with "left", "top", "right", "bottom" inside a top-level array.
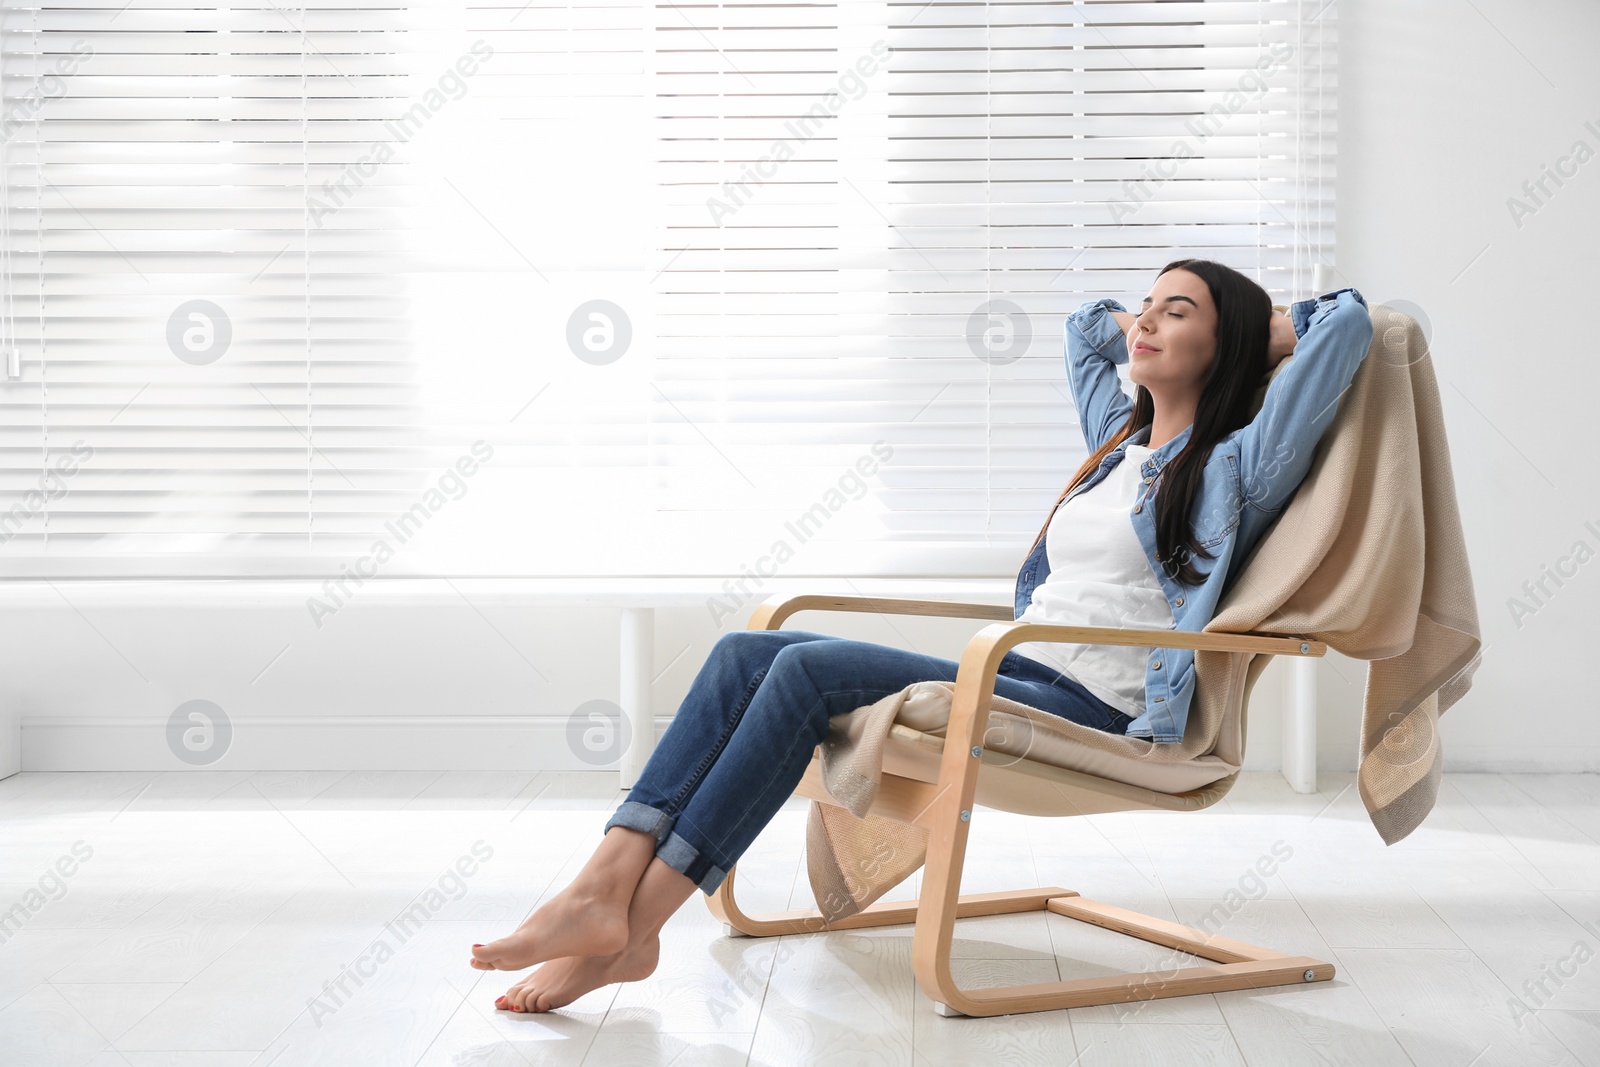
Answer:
[{"left": 803, "top": 304, "right": 1483, "bottom": 923}]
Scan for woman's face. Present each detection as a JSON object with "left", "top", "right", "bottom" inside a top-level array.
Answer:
[{"left": 1126, "top": 269, "right": 1218, "bottom": 394}]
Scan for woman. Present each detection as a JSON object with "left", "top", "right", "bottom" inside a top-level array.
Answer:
[{"left": 469, "top": 258, "right": 1374, "bottom": 1012}]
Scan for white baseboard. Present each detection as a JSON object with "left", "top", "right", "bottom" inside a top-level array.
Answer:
[{"left": 21, "top": 716, "right": 670, "bottom": 773}]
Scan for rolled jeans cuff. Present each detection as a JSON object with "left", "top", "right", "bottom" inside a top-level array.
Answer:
[
  {"left": 603, "top": 801, "right": 731, "bottom": 896},
  {"left": 657, "top": 830, "right": 731, "bottom": 897},
  {"left": 604, "top": 800, "right": 676, "bottom": 847}
]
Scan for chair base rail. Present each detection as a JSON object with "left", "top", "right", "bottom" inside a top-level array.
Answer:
[{"left": 708, "top": 869, "right": 1335, "bottom": 1017}]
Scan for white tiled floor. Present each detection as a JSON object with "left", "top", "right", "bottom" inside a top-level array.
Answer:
[{"left": 1, "top": 768, "right": 1597, "bottom": 1066}]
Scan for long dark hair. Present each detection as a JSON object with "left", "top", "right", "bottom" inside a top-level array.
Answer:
[{"left": 1027, "top": 258, "right": 1273, "bottom": 587}]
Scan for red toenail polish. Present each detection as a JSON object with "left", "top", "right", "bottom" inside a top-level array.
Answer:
[{"left": 473, "top": 943, "right": 484, "bottom": 947}]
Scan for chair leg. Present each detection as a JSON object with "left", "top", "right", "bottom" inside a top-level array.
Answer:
[
  {"left": 908, "top": 792, "right": 1334, "bottom": 1016},
  {"left": 905, "top": 653, "right": 1336, "bottom": 1015},
  {"left": 917, "top": 890, "right": 1336, "bottom": 1016}
]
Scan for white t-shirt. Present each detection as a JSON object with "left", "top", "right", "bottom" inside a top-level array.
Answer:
[{"left": 1011, "top": 442, "right": 1176, "bottom": 718}]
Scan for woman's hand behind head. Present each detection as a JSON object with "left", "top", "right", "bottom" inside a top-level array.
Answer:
[{"left": 1266, "top": 308, "right": 1297, "bottom": 371}]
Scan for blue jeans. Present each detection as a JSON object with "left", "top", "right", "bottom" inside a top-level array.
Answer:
[{"left": 604, "top": 629, "right": 1133, "bottom": 895}]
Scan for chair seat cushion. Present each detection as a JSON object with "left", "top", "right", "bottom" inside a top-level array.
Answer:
[{"left": 885, "top": 681, "right": 1238, "bottom": 796}]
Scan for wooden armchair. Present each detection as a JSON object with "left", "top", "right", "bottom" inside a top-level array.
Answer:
[{"left": 705, "top": 593, "right": 1333, "bottom": 1017}]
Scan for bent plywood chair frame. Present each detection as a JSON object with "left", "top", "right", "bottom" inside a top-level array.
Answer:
[{"left": 705, "top": 593, "right": 1334, "bottom": 1018}]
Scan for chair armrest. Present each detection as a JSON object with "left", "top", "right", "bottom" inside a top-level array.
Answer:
[
  {"left": 749, "top": 593, "right": 1323, "bottom": 658},
  {"left": 931, "top": 622, "right": 1323, "bottom": 767},
  {"left": 747, "top": 593, "right": 1015, "bottom": 631},
  {"left": 932, "top": 622, "right": 1321, "bottom": 736},
  {"left": 972, "top": 622, "right": 1325, "bottom": 659},
  {"left": 753, "top": 597, "right": 1324, "bottom": 780}
]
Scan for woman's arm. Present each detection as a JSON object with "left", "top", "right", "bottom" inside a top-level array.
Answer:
[
  {"left": 1064, "top": 298, "right": 1136, "bottom": 452},
  {"left": 1232, "top": 287, "right": 1374, "bottom": 514}
]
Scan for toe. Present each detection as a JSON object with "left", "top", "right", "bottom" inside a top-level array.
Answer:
[
  {"left": 475, "top": 938, "right": 518, "bottom": 966},
  {"left": 505, "top": 979, "right": 535, "bottom": 1012}
]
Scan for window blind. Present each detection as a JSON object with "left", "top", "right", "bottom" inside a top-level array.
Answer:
[{"left": 0, "top": 0, "right": 1337, "bottom": 579}]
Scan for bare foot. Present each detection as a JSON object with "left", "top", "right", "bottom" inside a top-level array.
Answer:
[
  {"left": 470, "top": 887, "right": 630, "bottom": 972},
  {"left": 495, "top": 936, "right": 661, "bottom": 1013}
]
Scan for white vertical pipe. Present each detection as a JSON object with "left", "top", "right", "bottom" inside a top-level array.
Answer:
[
  {"left": 1281, "top": 261, "right": 1333, "bottom": 793},
  {"left": 1313, "top": 262, "right": 1332, "bottom": 297},
  {"left": 619, "top": 607, "right": 653, "bottom": 789},
  {"left": 1284, "top": 657, "right": 1318, "bottom": 794}
]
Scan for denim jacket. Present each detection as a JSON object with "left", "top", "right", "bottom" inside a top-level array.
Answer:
[{"left": 1012, "top": 287, "right": 1375, "bottom": 742}]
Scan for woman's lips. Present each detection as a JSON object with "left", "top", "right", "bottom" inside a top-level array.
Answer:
[{"left": 1133, "top": 341, "right": 1160, "bottom": 353}]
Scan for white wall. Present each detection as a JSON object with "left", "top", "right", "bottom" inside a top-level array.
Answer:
[
  {"left": 1320, "top": 0, "right": 1600, "bottom": 771},
  {"left": 4, "top": 0, "right": 1596, "bottom": 777},
  {"left": 1, "top": 582, "right": 1032, "bottom": 774}
]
